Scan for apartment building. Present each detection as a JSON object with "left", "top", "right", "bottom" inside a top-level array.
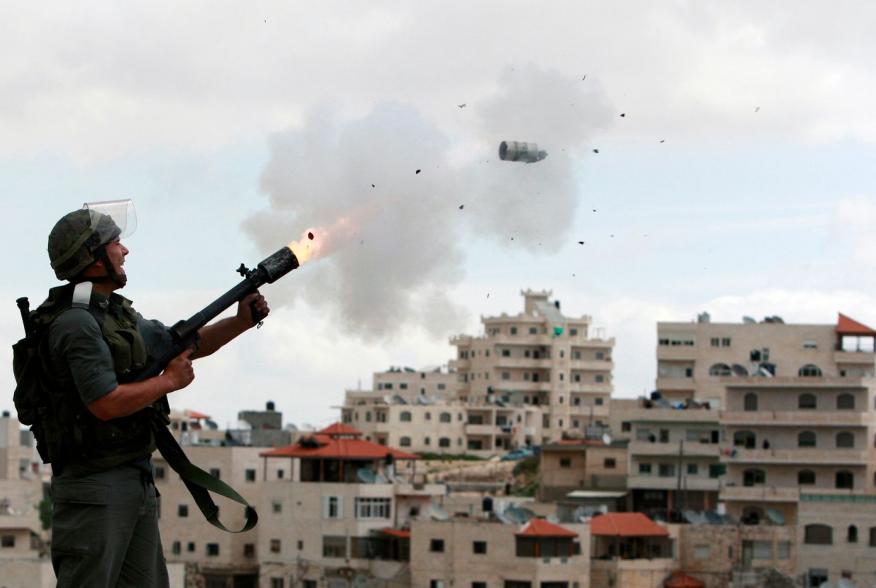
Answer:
[
  {"left": 411, "top": 516, "right": 590, "bottom": 588},
  {"left": 451, "top": 290, "right": 614, "bottom": 446},
  {"left": 0, "top": 413, "right": 53, "bottom": 588},
  {"left": 256, "top": 423, "right": 446, "bottom": 588},
  {"left": 649, "top": 311, "right": 876, "bottom": 586},
  {"left": 538, "top": 439, "right": 629, "bottom": 502},
  {"left": 341, "top": 290, "right": 616, "bottom": 457}
]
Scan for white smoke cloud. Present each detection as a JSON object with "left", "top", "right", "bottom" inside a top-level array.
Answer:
[{"left": 243, "top": 66, "right": 613, "bottom": 340}]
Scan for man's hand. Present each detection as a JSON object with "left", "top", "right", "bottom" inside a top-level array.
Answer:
[
  {"left": 161, "top": 348, "right": 195, "bottom": 391},
  {"left": 237, "top": 292, "right": 270, "bottom": 327}
]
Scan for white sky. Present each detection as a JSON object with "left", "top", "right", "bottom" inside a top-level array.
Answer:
[{"left": 3, "top": 1, "right": 876, "bottom": 429}]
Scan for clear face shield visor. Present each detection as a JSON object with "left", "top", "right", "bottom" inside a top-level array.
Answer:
[{"left": 83, "top": 199, "right": 137, "bottom": 238}]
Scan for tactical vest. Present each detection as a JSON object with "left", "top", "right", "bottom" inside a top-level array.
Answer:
[{"left": 15, "top": 283, "right": 156, "bottom": 474}]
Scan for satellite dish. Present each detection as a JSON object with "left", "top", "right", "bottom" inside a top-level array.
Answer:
[
  {"left": 430, "top": 505, "right": 450, "bottom": 521},
  {"left": 352, "top": 575, "right": 371, "bottom": 588},
  {"left": 602, "top": 433, "right": 613, "bottom": 445},
  {"left": 357, "top": 468, "right": 377, "bottom": 484},
  {"left": 731, "top": 364, "right": 749, "bottom": 377},
  {"left": 383, "top": 395, "right": 394, "bottom": 404},
  {"left": 765, "top": 508, "right": 785, "bottom": 525}
]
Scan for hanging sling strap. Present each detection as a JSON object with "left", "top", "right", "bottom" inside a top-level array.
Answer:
[{"left": 151, "top": 412, "right": 258, "bottom": 533}]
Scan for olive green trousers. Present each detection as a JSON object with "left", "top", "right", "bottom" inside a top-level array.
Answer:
[{"left": 51, "top": 462, "right": 169, "bottom": 587}]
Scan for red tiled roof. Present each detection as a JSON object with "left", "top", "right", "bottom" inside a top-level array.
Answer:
[
  {"left": 589, "top": 513, "right": 669, "bottom": 537},
  {"left": 515, "top": 518, "right": 578, "bottom": 538},
  {"left": 380, "top": 528, "right": 411, "bottom": 539},
  {"left": 319, "top": 423, "right": 363, "bottom": 437},
  {"left": 837, "top": 313, "right": 876, "bottom": 336},
  {"left": 186, "top": 410, "right": 211, "bottom": 420},
  {"left": 665, "top": 571, "right": 705, "bottom": 588},
  {"left": 260, "top": 437, "right": 418, "bottom": 460}
]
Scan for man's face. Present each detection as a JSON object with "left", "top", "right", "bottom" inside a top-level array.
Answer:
[{"left": 103, "top": 239, "right": 129, "bottom": 284}]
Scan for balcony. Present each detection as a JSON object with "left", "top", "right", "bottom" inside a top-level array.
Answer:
[
  {"left": 724, "top": 376, "right": 867, "bottom": 390},
  {"left": 393, "top": 483, "right": 446, "bottom": 497},
  {"left": 449, "top": 359, "right": 469, "bottom": 370},
  {"left": 720, "top": 485, "right": 800, "bottom": 502},
  {"left": 623, "top": 407, "right": 718, "bottom": 424},
  {"left": 655, "top": 377, "right": 696, "bottom": 392},
  {"left": 506, "top": 381, "right": 552, "bottom": 393},
  {"left": 833, "top": 351, "right": 876, "bottom": 366},
  {"left": 464, "top": 423, "right": 496, "bottom": 436},
  {"left": 569, "top": 405, "right": 610, "bottom": 419},
  {"left": 569, "top": 383, "right": 612, "bottom": 394},
  {"left": 722, "top": 448, "right": 867, "bottom": 465},
  {"left": 494, "top": 357, "right": 553, "bottom": 369},
  {"left": 627, "top": 475, "right": 720, "bottom": 491},
  {"left": 656, "top": 346, "right": 697, "bottom": 361},
  {"left": 629, "top": 441, "right": 720, "bottom": 458},
  {"left": 721, "top": 411, "right": 871, "bottom": 427},
  {"left": 570, "top": 359, "right": 614, "bottom": 371}
]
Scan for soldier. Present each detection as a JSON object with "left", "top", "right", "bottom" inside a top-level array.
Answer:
[{"left": 39, "top": 203, "right": 268, "bottom": 587}]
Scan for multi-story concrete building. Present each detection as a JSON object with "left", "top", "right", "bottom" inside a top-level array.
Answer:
[
  {"left": 256, "top": 423, "right": 445, "bottom": 588},
  {"left": 411, "top": 516, "right": 590, "bottom": 588},
  {"left": 0, "top": 412, "right": 53, "bottom": 588},
  {"left": 538, "top": 439, "right": 629, "bottom": 502},
  {"left": 451, "top": 290, "right": 615, "bottom": 446},
  {"left": 637, "top": 312, "right": 876, "bottom": 586}
]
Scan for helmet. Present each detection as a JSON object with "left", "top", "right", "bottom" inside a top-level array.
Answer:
[{"left": 48, "top": 209, "right": 121, "bottom": 280}]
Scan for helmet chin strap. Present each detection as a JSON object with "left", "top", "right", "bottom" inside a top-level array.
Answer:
[{"left": 90, "top": 247, "right": 127, "bottom": 288}]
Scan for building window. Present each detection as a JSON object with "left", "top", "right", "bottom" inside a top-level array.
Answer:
[
  {"left": 472, "top": 583, "right": 487, "bottom": 588},
  {"left": 155, "top": 466, "right": 166, "bottom": 481},
  {"left": 510, "top": 327, "right": 517, "bottom": 335},
  {"left": 658, "top": 464, "right": 675, "bottom": 478},
  {"left": 430, "top": 539, "right": 445, "bottom": 553},
  {"left": 298, "top": 540, "right": 304, "bottom": 550},
  {"left": 424, "top": 437, "right": 431, "bottom": 446},
  {"left": 621, "top": 422, "right": 631, "bottom": 432},
  {"left": 187, "top": 542, "right": 195, "bottom": 552},
  {"left": 425, "top": 412, "right": 431, "bottom": 421},
  {"left": 870, "top": 527, "right": 876, "bottom": 547},
  {"left": 323, "top": 496, "right": 342, "bottom": 519},
  {"left": 206, "top": 543, "right": 219, "bottom": 556},
  {"left": 722, "top": 337, "right": 731, "bottom": 347},
  {"left": 440, "top": 412, "right": 452, "bottom": 423},
  {"left": 400, "top": 411, "right": 412, "bottom": 422},
  {"left": 277, "top": 469, "right": 285, "bottom": 479},
  {"left": 245, "top": 469, "right": 256, "bottom": 482},
  {"left": 743, "top": 469, "right": 766, "bottom": 487},
  {"left": 431, "top": 582, "right": 445, "bottom": 588},
  {"left": 271, "top": 579, "right": 285, "bottom": 588},
  {"left": 804, "top": 524, "right": 833, "bottom": 545},
  {"left": 400, "top": 437, "right": 411, "bottom": 447},
  {"left": 209, "top": 468, "right": 221, "bottom": 480},
  {"left": 710, "top": 337, "right": 720, "bottom": 347},
  {"left": 798, "top": 393, "right": 817, "bottom": 409},
  {"left": 354, "top": 497, "right": 391, "bottom": 519},
  {"left": 171, "top": 541, "right": 181, "bottom": 555},
  {"left": 473, "top": 541, "right": 487, "bottom": 554},
  {"left": 560, "top": 458, "right": 572, "bottom": 469},
  {"left": 837, "top": 393, "right": 856, "bottom": 410},
  {"left": 323, "top": 536, "right": 347, "bottom": 558},
  {"left": 798, "top": 364, "right": 823, "bottom": 377},
  {"left": 744, "top": 393, "right": 758, "bottom": 412},
  {"left": 439, "top": 437, "right": 451, "bottom": 448},
  {"left": 271, "top": 539, "right": 281, "bottom": 553},
  {"left": 798, "top": 431, "right": 817, "bottom": 448},
  {"left": 595, "top": 375, "right": 605, "bottom": 383},
  {"left": 272, "top": 501, "right": 282, "bottom": 513},
  {"left": 604, "top": 458, "right": 616, "bottom": 469},
  {"left": 687, "top": 463, "right": 698, "bottom": 475},
  {"left": 709, "top": 363, "right": 731, "bottom": 376},
  {"left": 836, "top": 471, "right": 854, "bottom": 489},
  {"left": 848, "top": 526, "right": 859, "bottom": 543},
  {"left": 639, "top": 463, "right": 652, "bottom": 475},
  {"left": 798, "top": 470, "right": 816, "bottom": 485},
  {"left": 837, "top": 431, "right": 855, "bottom": 448},
  {"left": 244, "top": 543, "right": 255, "bottom": 557},
  {"left": 178, "top": 505, "right": 189, "bottom": 518},
  {"left": 804, "top": 339, "right": 817, "bottom": 349},
  {"left": 595, "top": 397, "right": 604, "bottom": 405}
]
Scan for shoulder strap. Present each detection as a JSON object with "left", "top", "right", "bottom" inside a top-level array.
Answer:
[{"left": 150, "top": 413, "right": 258, "bottom": 533}]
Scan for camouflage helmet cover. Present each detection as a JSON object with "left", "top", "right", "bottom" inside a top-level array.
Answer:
[{"left": 48, "top": 209, "right": 121, "bottom": 280}]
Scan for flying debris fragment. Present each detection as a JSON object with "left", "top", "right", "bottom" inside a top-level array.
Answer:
[
  {"left": 498, "top": 141, "right": 547, "bottom": 164},
  {"left": 592, "top": 148, "right": 599, "bottom": 154},
  {"left": 619, "top": 113, "right": 626, "bottom": 117},
  {"left": 457, "top": 103, "right": 467, "bottom": 109},
  {"left": 458, "top": 205, "right": 464, "bottom": 210},
  {"left": 307, "top": 232, "right": 314, "bottom": 240},
  {"left": 415, "top": 169, "right": 421, "bottom": 174}
]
